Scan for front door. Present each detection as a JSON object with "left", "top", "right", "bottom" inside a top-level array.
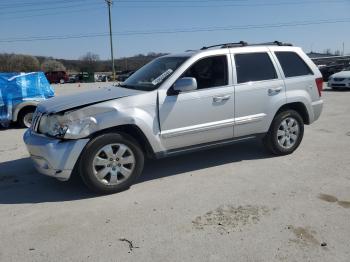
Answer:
[{"left": 158, "top": 54, "right": 235, "bottom": 150}]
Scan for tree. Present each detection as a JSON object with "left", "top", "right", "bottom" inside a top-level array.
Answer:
[
  {"left": 80, "top": 52, "right": 100, "bottom": 72},
  {"left": 0, "top": 53, "right": 12, "bottom": 72},
  {"left": 3, "top": 54, "right": 40, "bottom": 72},
  {"left": 41, "top": 59, "right": 66, "bottom": 72}
]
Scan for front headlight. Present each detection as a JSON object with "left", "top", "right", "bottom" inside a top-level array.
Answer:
[
  {"left": 38, "top": 114, "right": 68, "bottom": 138},
  {"left": 38, "top": 113, "right": 98, "bottom": 139},
  {"left": 65, "top": 116, "right": 98, "bottom": 139}
]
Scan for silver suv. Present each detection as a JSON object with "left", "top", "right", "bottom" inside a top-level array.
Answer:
[{"left": 24, "top": 41, "right": 324, "bottom": 194}]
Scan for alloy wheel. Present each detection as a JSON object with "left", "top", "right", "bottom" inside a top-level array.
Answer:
[
  {"left": 92, "top": 143, "right": 136, "bottom": 185},
  {"left": 277, "top": 117, "right": 300, "bottom": 149}
]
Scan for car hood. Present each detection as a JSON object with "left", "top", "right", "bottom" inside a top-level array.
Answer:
[
  {"left": 37, "top": 86, "right": 144, "bottom": 113},
  {"left": 331, "top": 71, "right": 350, "bottom": 78}
]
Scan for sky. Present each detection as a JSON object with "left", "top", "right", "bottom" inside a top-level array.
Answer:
[{"left": 0, "top": 0, "right": 349, "bottom": 60}]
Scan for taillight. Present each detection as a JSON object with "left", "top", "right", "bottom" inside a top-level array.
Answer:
[{"left": 315, "top": 78, "right": 323, "bottom": 97}]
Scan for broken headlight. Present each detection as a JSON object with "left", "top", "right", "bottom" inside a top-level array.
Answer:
[{"left": 38, "top": 114, "right": 98, "bottom": 139}]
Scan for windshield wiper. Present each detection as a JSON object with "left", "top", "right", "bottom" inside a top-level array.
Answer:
[{"left": 117, "top": 83, "right": 137, "bottom": 90}]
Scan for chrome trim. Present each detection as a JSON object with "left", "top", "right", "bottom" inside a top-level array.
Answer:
[
  {"left": 160, "top": 113, "right": 266, "bottom": 138},
  {"left": 234, "top": 113, "right": 266, "bottom": 125},
  {"left": 213, "top": 95, "right": 231, "bottom": 102},
  {"left": 161, "top": 118, "right": 235, "bottom": 138},
  {"left": 31, "top": 112, "right": 42, "bottom": 132}
]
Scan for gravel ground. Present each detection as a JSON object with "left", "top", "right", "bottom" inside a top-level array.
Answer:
[{"left": 0, "top": 84, "right": 349, "bottom": 262}]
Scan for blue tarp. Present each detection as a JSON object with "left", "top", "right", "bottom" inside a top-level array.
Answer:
[{"left": 0, "top": 72, "right": 54, "bottom": 124}]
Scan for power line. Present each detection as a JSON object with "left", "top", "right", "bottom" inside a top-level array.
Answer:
[
  {"left": 0, "top": 0, "right": 243, "bottom": 9},
  {"left": 115, "top": 0, "right": 346, "bottom": 2},
  {"left": 0, "top": 6, "right": 106, "bottom": 21},
  {"left": 0, "top": 2, "right": 103, "bottom": 15},
  {"left": 0, "top": 0, "right": 350, "bottom": 21},
  {"left": 1, "top": 18, "right": 350, "bottom": 43},
  {"left": 1, "top": 0, "right": 348, "bottom": 11},
  {"left": 112, "top": 0, "right": 350, "bottom": 8},
  {"left": 0, "top": 0, "right": 100, "bottom": 8},
  {"left": 0, "top": 0, "right": 347, "bottom": 20}
]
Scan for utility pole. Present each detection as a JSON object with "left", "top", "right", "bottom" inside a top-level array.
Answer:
[{"left": 106, "top": 0, "right": 115, "bottom": 81}]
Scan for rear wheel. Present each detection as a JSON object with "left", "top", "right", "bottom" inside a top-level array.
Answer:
[
  {"left": 79, "top": 133, "right": 144, "bottom": 194},
  {"left": 18, "top": 107, "right": 36, "bottom": 128},
  {"left": 263, "top": 110, "right": 304, "bottom": 155}
]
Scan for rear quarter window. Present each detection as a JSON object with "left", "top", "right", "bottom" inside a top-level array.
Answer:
[{"left": 275, "top": 51, "right": 313, "bottom": 78}]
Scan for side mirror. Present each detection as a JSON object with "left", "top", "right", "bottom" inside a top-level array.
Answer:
[{"left": 173, "top": 77, "right": 197, "bottom": 93}]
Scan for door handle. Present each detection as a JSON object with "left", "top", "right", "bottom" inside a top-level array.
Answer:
[
  {"left": 213, "top": 95, "right": 231, "bottom": 103},
  {"left": 268, "top": 87, "right": 283, "bottom": 96}
]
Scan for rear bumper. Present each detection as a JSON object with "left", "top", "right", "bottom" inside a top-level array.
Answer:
[
  {"left": 311, "top": 99, "right": 323, "bottom": 123},
  {"left": 23, "top": 129, "right": 89, "bottom": 181}
]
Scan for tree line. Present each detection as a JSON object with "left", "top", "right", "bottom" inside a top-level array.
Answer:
[{"left": 0, "top": 52, "right": 167, "bottom": 73}]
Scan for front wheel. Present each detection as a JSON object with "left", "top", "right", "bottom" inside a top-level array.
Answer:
[
  {"left": 263, "top": 110, "right": 304, "bottom": 155},
  {"left": 79, "top": 133, "right": 144, "bottom": 194}
]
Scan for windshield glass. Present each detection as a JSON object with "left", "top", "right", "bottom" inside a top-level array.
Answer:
[{"left": 122, "top": 56, "right": 188, "bottom": 91}]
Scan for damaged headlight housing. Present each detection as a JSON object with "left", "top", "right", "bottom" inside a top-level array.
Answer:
[{"left": 38, "top": 113, "right": 98, "bottom": 139}]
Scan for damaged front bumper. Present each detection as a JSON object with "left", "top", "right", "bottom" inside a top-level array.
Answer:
[{"left": 23, "top": 129, "right": 89, "bottom": 181}]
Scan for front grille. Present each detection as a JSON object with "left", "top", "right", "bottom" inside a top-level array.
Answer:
[
  {"left": 334, "top": 78, "right": 345, "bottom": 82},
  {"left": 31, "top": 112, "right": 43, "bottom": 132},
  {"left": 331, "top": 84, "right": 346, "bottom": 87}
]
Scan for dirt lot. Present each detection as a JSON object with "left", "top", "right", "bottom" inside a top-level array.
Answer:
[{"left": 0, "top": 83, "right": 350, "bottom": 262}]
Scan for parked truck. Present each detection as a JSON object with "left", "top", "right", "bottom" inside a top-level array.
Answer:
[{"left": 0, "top": 72, "right": 54, "bottom": 128}]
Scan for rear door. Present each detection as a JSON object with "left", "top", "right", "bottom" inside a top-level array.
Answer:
[{"left": 232, "top": 48, "right": 286, "bottom": 137}]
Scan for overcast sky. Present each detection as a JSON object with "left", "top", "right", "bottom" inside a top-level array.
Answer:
[{"left": 0, "top": 0, "right": 349, "bottom": 59}]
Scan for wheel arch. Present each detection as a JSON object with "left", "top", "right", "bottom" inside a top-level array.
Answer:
[
  {"left": 88, "top": 124, "right": 156, "bottom": 158},
  {"left": 275, "top": 102, "right": 310, "bottom": 125},
  {"left": 13, "top": 102, "right": 38, "bottom": 122}
]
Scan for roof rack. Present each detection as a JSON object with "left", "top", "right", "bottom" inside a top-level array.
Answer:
[
  {"left": 251, "top": 41, "right": 293, "bottom": 47},
  {"left": 200, "top": 41, "right": 248, "bottom": 50},
  {"left": 200, "top": 41, "right": 292, "bottom": 50}
]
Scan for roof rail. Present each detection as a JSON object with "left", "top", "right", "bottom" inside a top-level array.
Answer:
[
  {"left": 200, "top": 41, "right": 292, "bottom": 50},
  {"left": 200, "top": 41, "right": 248, "bottom": 50},
  {"left": 251, "top": 41, "right": 293, "bottom": 47}
]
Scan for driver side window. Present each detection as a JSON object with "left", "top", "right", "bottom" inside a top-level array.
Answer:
[{"left": 183, "top": 55, "right": 228, "bottom": 89}]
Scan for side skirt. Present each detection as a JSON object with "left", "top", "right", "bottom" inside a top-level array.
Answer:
[{"left": 154, "top": 134, "right": 265, "bottom": 159}]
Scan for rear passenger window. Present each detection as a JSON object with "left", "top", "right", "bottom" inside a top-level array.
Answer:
[
  {"left": 235, "top": 53, "right": 277, "bottom": 84},
  {"left": 275, "top": 52, "right": 313, "bottom": 77}
]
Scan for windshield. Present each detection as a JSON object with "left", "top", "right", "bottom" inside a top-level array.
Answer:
[{"left": 121, "top": 56, "right": 188, "bottom": 91}]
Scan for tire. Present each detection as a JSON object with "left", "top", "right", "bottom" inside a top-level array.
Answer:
[
  {"left": 18, "top": 107, "right": 36, "bottom": 128},
  {"left": 79, "top": 132, "right": 144, "bottom": 194},
  {"left": 263, "top": 110, "right": 304, "bottom": 156}
]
